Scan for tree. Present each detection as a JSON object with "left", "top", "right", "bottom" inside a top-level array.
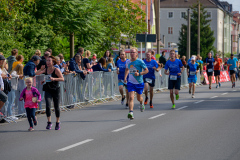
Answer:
[{"left": 178, "top": 2, "right": 215, "bottom": 59}]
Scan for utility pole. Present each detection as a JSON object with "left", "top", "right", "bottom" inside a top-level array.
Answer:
[
  {"left": 187, "top": 9, "right": 191, "bottom": 60},
  {"left": 238, "top": 34, "right": 240, "bottom": 54},
  {"left": 231, "top": 35, "right": 233, "bottom": 54},
  {"left": 70, "top": 33, "right": 74, "bottom": 58},
  {"left": 145, "top": 0, "right": 148, "bottom": 55},
  {"left": 197, "top": 2, "right": 200, "bottom": 56},
  {"left": 154, "top": 0, "right": 160, "bottom": 55}
]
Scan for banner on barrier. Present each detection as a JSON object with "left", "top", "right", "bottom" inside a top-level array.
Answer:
[{"left": 203, "top": 71, "right": 230, "bottom": 84}]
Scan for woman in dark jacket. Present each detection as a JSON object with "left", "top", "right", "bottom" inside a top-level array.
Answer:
[{"left": 92, "top": 58, "right": 111, "bottom": 72}]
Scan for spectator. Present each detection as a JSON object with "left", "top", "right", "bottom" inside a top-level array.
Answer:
[
  {"left": 24, "top": 56, "right": 44, "bottom": 77},
  {"left": 35, "top": 50, "right": 41, "bottom": 58},
  {"left": 58, "top": 54, "right": 66, "bottom": 66},
  {"left": 0, "top": 52, "right": 8, "bottom": 71},
  {"left": 103, "top": 50, "right": 111, "bottom": 61},
  {"left": 7, "top": 49, "right": 18, "bottom": 72},
  {"left": 8, "top": 64, "right": 24, "bottom": 118},
  {"left": 181, "top": 56, "right": 187, "bottom": 68},
  {"left": 42, "top": 56, "right": 64, "bottom": 130},
  {"left": 159, "top": 51, "right": 167, "bottom": 66},
  {"left": 54, "top": 56, "right": 65, "bottom": 73},
  {"left": 47, "top": 48, "right": 52, "bottom": 56},
  {"left": 106, "top": 57, "right": 116, "bottom": 71},
  {"left": 83, "top": 50, "right": 93, "bottom": 72},
  {"left": 0, "top": 55, "right": 8, "bottom": 118},
  {"left": 12, "top": 55, "right": 24, "bottom": 70},
  {"left": 37, "top": 51, "right": 50, "bottom": 70},
  {"left": 92, "top": 58, "right": 111, "bottom": 72},
  {"left": 69, "top": 55, "right": 88, "bottom": 79},
  {"left": 91, "top": 55, "right": 98, "bottom": 65},
  {"left": 197, "top": 56, "right": 203, "bottom": 75},
  {"left": 151, "top": 50, "right": 156, "bottom": 60}
]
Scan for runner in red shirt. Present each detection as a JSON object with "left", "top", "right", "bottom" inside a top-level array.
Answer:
[
  {"left": 151, "top": 50, "right": 156, "bottom": 60},
  {"left": 214, "top": 54, "right": 223, "bottom": 88}
]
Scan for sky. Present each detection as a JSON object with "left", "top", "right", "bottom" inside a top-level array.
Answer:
[{"left": 224, "top": 0, "right": 240, "bottom": 11}]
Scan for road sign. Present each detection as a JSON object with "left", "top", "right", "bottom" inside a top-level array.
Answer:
[{"left": 136, "top": 34, "right": 156, "bottom": 43}]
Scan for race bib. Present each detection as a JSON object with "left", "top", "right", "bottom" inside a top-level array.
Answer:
[
  {"left": 32, "top": 97, "right": 37, "bottom": 103},
  {"left": 170, "top": 75, "right": 177, "bottom": 80},
  {"left": 208, "top": 68, "right": 213, "bottom": 72},
  {"left": 190, "top": 71, "right": 196, "bottom": 75},
  {"left": 129, "top": 69, "right": 137, "bottom": 74},
  {"left": 145, "top": 78, "right": 152, "bottom": 84},
  {"left": 233, "top": 68, "right": 237, "bottom": 73}
]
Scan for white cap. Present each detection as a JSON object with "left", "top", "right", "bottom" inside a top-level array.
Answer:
[{"left": 191, "top": 56, "right": 196, "bottom": 60}]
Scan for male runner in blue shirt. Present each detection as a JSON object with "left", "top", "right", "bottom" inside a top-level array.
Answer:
[{"left": 187, "top": 56, "right": 199, "bottom": 98}]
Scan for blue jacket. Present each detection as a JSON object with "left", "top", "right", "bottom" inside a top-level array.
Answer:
[
  {"left": 106, "top": 63, "right": 116, "bottom": 71},
  {"left": 23, "top": 60, "right": 36, "bottom": 77},
  {"left": 69, "top": 57, "right": 85, "bottom": 79},
  {"left": 92, "top": 63, "right": 109, "bottom": 72}
]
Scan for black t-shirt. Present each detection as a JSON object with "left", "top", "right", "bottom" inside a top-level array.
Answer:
[
  {"left": 204, "top": 57, "right": 215, "bottom": 69},
  {"left": 82, "top": 58, "right": 91, "bottom": 69}
]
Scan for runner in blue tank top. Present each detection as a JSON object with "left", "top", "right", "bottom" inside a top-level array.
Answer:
[
  {"left": 124, "top": 48, "right": 148, "bottom": 120},
  {"left": 143, "top": 51, "right": 161, "bottom": 108},
  {"left": 204, "top": 52, "right": 216, "bottom": 90},
  {"left": 116, "top": 51, "right": 129, "bottom": 108},
  {"left": 187, "top": 56, "right": 199, "bottom": 98},
  {"left": 164, "top": 50, "right": 185, "bottom": 109}
]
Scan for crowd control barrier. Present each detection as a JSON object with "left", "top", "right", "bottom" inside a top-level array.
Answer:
[{"left": 0, "top": 69, "right": 201, "bottom": 123}]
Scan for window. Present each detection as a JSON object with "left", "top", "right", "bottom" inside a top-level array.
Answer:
[
  {"left": 207, "top": 12, "right": 212, "bottom": 18},
  {"left": 168, "top": 27, "right": 173, "bottom": 34},
  {"left": 168, "top": 12, "right": 173, "bottom": 18},
  {"left": 181, "top": 12, "right": 186, "bottom": 18}
]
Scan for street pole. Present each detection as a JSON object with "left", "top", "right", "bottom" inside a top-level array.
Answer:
[
  {"left": 187, "top": 8, "right": 191, "bottom": 60},
  {"left": 141, "top": 0, "right": 143, "bottom": 59},
  {"left": 145, "top": 0, "right": 148, "bottom": 56},
  {"left": 154, "top": 0, "right": 160, "bottom": 56},
  {"left": 238, "top": 34, "right": 240, "bottom": 54},
  {"left": 197, "top": 2, "right": 200, "bottom": 56},
  {"left": 222, "top": 12, "right": 225, "bottom": 61},
  {"left": 70, "top": 32, "right": 74, "bottom": 58},
  {"left": 231, "top": 35, "right": 233, "bottom": 54}
]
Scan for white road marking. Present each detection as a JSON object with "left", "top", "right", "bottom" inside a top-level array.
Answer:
[
  {"left": 176, "top": 106, "right": 188, "bottom": 110},
  {"left": 148, "top": 113, "right": 166, "bottom": 119},
  {"left": 195, "top": 100, "right": 205, "bottom": 104},
  {"left": 57, "top": 139, "right": 93, "bottom": 152},
  {"left": 233, "top": 90, "right": 236, "bottom": 91},
  {"left": 221, "top": 93, "right": 228, "bottom": 95},
  {"left": 210, "top": 96, "right": 218, "bottom": 99},
  {"left": 112, "top": 124, "right": 136, "bottom": 132}
]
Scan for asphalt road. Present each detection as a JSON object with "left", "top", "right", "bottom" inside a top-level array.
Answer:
[{"left": 1, "top": 81, "right": 240, "bottom": 160}]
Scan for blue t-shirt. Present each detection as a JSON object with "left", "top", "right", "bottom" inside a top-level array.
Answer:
[
  {"left": 117, "top": 59, "right": 128, "bottom": 80},
  {"left": 165, "top": 59, "right": 183, "bottom": 78},
  {"left": 187, "top": 62, "right": 199, "bottom": 79},
  {"left": 143, "top": 59, "right": 158, "bottom": 79},
  {"left": 126, "top": 58, "right": 147, "bottom": 84},
  {"left": 227, "top": 57, "right": 238, "bottom": 70},
  {"left": 204, "top": 57, "right": 215, "bottom": 69}
]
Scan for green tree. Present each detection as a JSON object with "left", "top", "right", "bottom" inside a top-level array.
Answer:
[{"left": 178, "top": 2, "right": 215, "bottom": 59}]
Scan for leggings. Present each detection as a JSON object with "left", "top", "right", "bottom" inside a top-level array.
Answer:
[
  {"left": 45, "top": 91, "right": 60, "bottom": 118},
  {"left": 26, "top": 108, "right": 36, "bottom": 128}
]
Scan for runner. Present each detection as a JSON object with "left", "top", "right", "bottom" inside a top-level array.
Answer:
[
  {"left": 116, "top": 51, "right": 129, "bottom": 108},
  {"left": 227, "top": 54, "right": 239, "bottom": 88},
  {"left": 164, "top": 50, "right": 184, "bottom": 109},
  {"left": 204, "top": 52, "right": 216, "bottom": 90},
  {"left": 124, "top": 47, "right": 148, "bottom": 120},
  {"left": 143, "top": 51, "right": 161, "bottom": 108},
  {"left": 214, "top": 54, "right": 223, "bottom": 88},
  {"left": 187, "top": 56, "right": 199, "bottom": 98}
]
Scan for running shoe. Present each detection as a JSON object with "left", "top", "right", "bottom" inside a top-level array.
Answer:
[
  {"left": 34, "top": 116, "right": 38, "bottom": 126},
  {"left": 172, "top": 104, "right": 176, "bottom": 109},
  {"left": 55, "top": 122, "right": 61, "bottom": 130},
  {"left": 176, "top": 94, "right": 179, "bottom": 100},
  {"left": 150, "top": 101, "right": 153, "bottom": 109},
  {"left": 28, "top": 127, "right": 34, "bottom": 131},
  {"left": 125, "top": 103, "right": 129, "bottom": 109},
  {"left": 128, "top": 112, "right": 134, "bottom": 120},
  {"left": 144, "top": 97, "right": 148, "bottom": 105},
  {"left": 233, "top": 82, "right": 236, "bottom": 88},
  {"left": 121, "top": 96, "right": 125, "bottom": 105},
  {"left": 219, "top": 82, "right": 221, "bottom": 87},
  {"left": 216, "top": 85, "right": 218, "bottom": 88},
  {"left": 46, "top": 122, "right": 52, "bottom": 130},
  {"left": 189, "top": 89, "right": 191, "bottom": 94},
  {"left": 140, "top": 104, "right": 145, "bottom": 112},
  {"left": 209, "top": 86, "right": 211, "bottom": 90},
  {"left": 192, "top": 94, "right": 195, "bottom": 98},
  {"left": 232, "top": 83, "right": 234, "bottom": 88}
]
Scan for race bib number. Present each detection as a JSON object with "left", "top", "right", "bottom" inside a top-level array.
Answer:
[
  {"left": 129, "top": 69, "right": 137, "bottom": 74},
  {"left": 190, "top": 71, "right": 196, "bottom": 75},
  {"left": 208, "top": 68, "right": 213, "bottom": 72},
  {"left": 145, "top": 78, "right": 152, "bottom": 84},
  {"left": 233, "top": 68, "right": 237, "bottom": 73},
  {"left": 170, "top": 75, "right": 177, "bottom": 80}
]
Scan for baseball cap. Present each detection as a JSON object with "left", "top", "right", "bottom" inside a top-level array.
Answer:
[
  {"left": 31, "top": 55, "right": 41, "bottom": 61},
  {"left": 92, "top": 56, "right": 96, "bottom": 59},
  {"left": 0, "top": 55, "right": 6, "bottom": 60},
  {"left": 191, "top": 56, "right": 196, "bottom": 60}
]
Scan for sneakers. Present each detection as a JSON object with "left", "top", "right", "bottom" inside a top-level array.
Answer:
[
  {"left": 209, "top": 86, "right": 211, "bottom": 90},
  {"left": 125, "top": 103, "right": 129, "bottom": 109},
  {"left": 46, "top": 122, "right": 52, "bottom": 130},
  {"left": 121, "top": 96, "right": 125, "bottom": 105},
  {"left": 150, "top": 101, "right": 153, "bottom": 109},
  {"left": 192, "top": 94, "right": 195, "bottom": 98},
  {"left": 219, "top": 82, "right": 221, "bottom": 87},
  {"left": 55, "top": 122, "right": 61, "bottom": 130},
  {"left": 128, "top": 112, "right": 134, "bottom": 120},
  {"left": 216, "top": 85, "right": 218, "bottom": 88},
  {"left": 34, "top": 116, "right": 38, "bottom": 126},
  {"left": 232, "top": 83, "right": 234, "bottom": 88},
  {"left": 140, "top": 104, "right": 145, "bottom": 112},
  {"left": 189, "top": 89, "right": 191, "bottom": 94},
  {"left": 233, "top": 82, "right": 236, "bottom": 88},
  {"left": 172, "top": 104, "right": 176, "bottom": 109},
  {"left": 144, "top": 97, "right": 148, "bottom": 105},
  {"left": 176, "top": 94, "right": 179, "bottom": 100},
  {"left": 28, "top": 127, "right": 34, "bottom": 131}
]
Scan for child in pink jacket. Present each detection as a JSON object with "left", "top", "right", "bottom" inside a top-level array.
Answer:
[{"left": 20, "top": 77, "right": 42, "bottom": 131}]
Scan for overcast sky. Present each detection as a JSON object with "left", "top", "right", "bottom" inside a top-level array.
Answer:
[{"left": 224, "top": 0, "right": 240, "bottom": 11}]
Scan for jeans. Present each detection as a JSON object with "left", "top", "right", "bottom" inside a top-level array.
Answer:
[
  {"left": 7, "top": 90, "right": 16, "bottom": 116},
  {"left": 26, "top": 108, "right": 36, "bottom": 128}
]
